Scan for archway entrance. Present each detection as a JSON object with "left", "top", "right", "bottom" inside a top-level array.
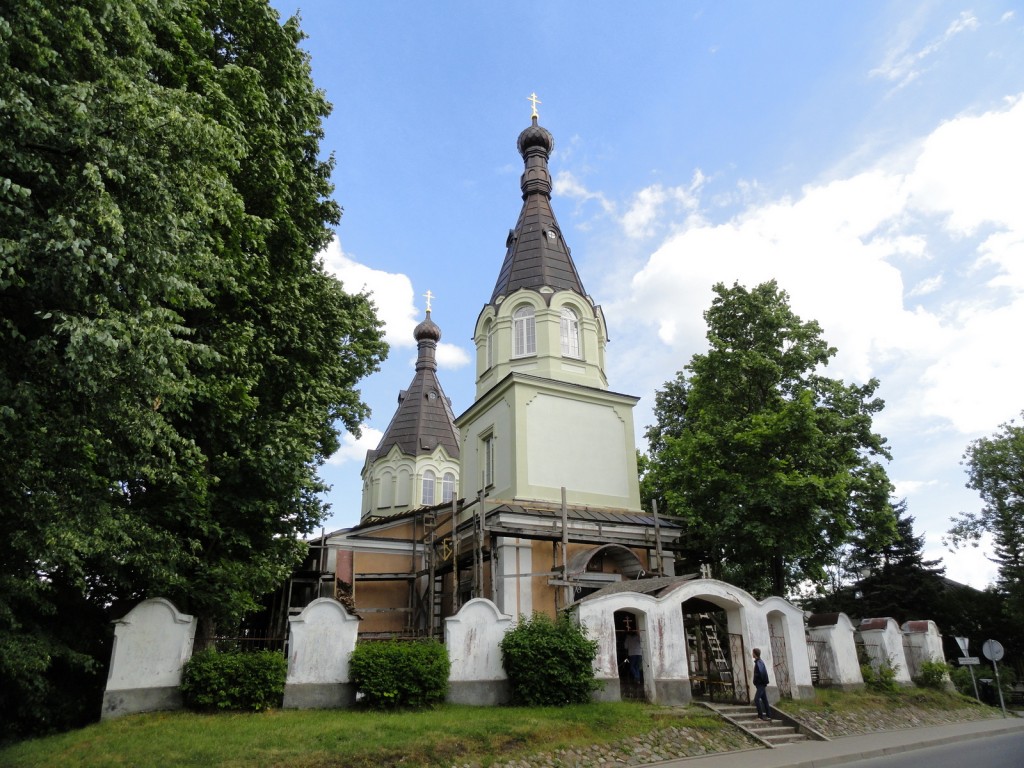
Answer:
[
  {"left": 682, "top": 598, "right": 747, "bottom": 703},
  {"left": 614, "top": 610, "right": 646, "bottom": 701}
]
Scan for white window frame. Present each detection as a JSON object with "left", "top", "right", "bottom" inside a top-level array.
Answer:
[
  {"left": 512, "top": 306, "right": 536, "bottom": 357},
  {"left": 485, "top": 319, "right": 494, "bottom": 369},
  {"left": 560, "top": 306, "right": 581, "bottom": 358},
  {"left": 482, "top": 433, "right": 495, "bottom": 488},
  {"left": 441, "top": 472, "right": 455, "bottom": 503},
  {"left": 422, "top": 469, "right": 436, "bottom": 506}
]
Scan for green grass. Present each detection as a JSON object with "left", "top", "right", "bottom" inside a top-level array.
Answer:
[
  {"left": 0, "top": 702, "right": 722, "bottom": 768},
  {"left": 1, "top": 689, "right": 999, "bottom": 768}
]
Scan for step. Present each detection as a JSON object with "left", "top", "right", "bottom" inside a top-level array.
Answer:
[
  {"left": 749, "top": 724, "right": 797, "bottom": 736},
  {"left": 764, "top": 733, "right": 808, "bottom": 746},
  {"left": 699, "top": 703, "right": 808, "bottom": 748}
]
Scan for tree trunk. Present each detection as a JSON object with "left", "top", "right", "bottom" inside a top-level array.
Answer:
[
  {"left": 193, "top": 614, "right": 217, "bottom": 652},
  {"left": 771, "top": 550, "right": 785, "bottom": 596}
]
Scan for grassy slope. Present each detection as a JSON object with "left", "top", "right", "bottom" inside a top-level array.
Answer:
[
  {"left": 0, "top": 703, "right": 738, "bottom": 768},
  {"left": 0, "top": 691, "right": 1002, "bottom": 768},
  {"left": 777, "top": 687, "right": 1001, "bottom": 737}
]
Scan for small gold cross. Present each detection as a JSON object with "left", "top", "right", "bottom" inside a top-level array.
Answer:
[
  {"left": 424, "top": 289, "right": 435, "bottom": 312},
  {"left": 528, "top": 92, "right": 542, "bottom": 119}
]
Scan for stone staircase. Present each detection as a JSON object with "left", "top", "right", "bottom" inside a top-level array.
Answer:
[{"left": 700, "top": 702, "right": 819, "bottom": 748}]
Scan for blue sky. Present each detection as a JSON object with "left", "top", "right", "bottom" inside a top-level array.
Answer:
[{"left": 270, "top": 1, "right": 1024, "bottom": 589}]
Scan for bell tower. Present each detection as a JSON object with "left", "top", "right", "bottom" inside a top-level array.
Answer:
[{"left": 456, "top": 104, "right": 641, "bottom": 511}]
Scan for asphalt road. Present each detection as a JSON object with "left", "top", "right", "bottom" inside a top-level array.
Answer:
[{"left": 836, "top": 730, "right": 1024, "bottom": 768}]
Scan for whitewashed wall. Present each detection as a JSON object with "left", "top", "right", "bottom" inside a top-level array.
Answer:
[
  {"left": 445, "top": 598, "right": 513, "bottom": 705},
  {"left": 101, "top": 598, "right": 196, "bottom": 720},
  {"left": 857, "top": 617, "right": 913, "bottom": 685},
  {"left": 283, "top": 598, "right": 360, "bottom": 709},
  {"left": 902, "top": 620, "right": 947, "bottom": 681},
  {"left": 807, "top": 612, "right": 864, "bottom": 690}
]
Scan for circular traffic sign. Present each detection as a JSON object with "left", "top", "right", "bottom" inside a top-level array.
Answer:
[{"left": 982, "top": 639, "right": 1004, "bottom": 662}]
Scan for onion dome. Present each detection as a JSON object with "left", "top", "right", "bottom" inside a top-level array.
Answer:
[
  {"left": 517, "top": 116, "right": 554, "bottom": 157},
  {"left": 414, "top": 310, "right": 442, "bottom": 344}
]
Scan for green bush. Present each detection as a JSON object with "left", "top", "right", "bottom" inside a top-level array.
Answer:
[
  {"left": 180, "top": 649, "right": 286, "bottom": 712},
  {"left": 913, "top": 661, "right": 951, "bottom": 690},
  {"left": 948, "top": 665, "right": 979, "bottom": 697},
  {"left": 349, "top": 639, "right": 450, "bottom": 709},
  {"left": 500, "top": 612, "right": 600, "bottom": 706},
  {"left": 861, "top": 656, "right": 900, "bottom": 693}
]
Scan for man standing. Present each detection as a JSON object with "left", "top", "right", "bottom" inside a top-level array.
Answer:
[{"left": 752, "top": 648, "right": 771, "bottom": 720}]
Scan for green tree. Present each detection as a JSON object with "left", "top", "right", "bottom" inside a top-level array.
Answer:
[
  {"left": 1, "top": 0, "right": 386, "bottom": 739},
  {"left": 643, "top": 281, "right": 896, "bottom": 596},
  {"left": 947, "top": 414, "right": 1024, "bottom": 659}
]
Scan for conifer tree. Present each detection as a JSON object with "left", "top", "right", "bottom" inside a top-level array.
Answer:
[
  {"left": 947, "top": 414, "right": 1024, "bottom": 658},
  {"left": 809, "top": 501, "right": 945, "bottom": 623}
]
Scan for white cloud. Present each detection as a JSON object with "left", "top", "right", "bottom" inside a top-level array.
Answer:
[
  {"left": 891, "top": 479, "right": 937, "bottom": 498},
  {"left": 320, "top": 240, "right": 474, "bottom": 380},
  {"left": 611, "top": 94, "right": 1024, "bottom": 443},
  {"left": 871, "top": 10, "right": 979, "bottom": 91},
  {"left": 926, "top": 532, "right": 999, "bottom": 590},
  {"left": 945, "top": 11, "right": 979, "bottom": 37},
  {"left": 617, "top": 168, "right": 915, "bottom": 385},
  {"left": 327, "top": 425, "right": 383, "bottom": 466},
  {"left": 621, "top": 172, "right": 705, "bottom": 240},
  {"left": 319, "top": 238, "right": 418, "bottom": 347},
  {"left": 436, "top": 342, "right": 471, "bottom": 369},
  {"left": 906, "top": 95, "right": 1024, "bottom": 235},
  {"left": 907, "top": 274, "right": 943, "bottom": 297},
  {"left": 553, "top": 170, "right": 615, "bottom": 214}
]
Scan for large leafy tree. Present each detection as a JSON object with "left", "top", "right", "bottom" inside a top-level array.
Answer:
[
  {"left": 643, "top": 281, "right": 896, "bottom": 597},
  {"left": 947, "top": 414, "right": 1024, "bottom": 656},
  {"left": 1, "top": 0, "right": 387, "bottom": 738}
]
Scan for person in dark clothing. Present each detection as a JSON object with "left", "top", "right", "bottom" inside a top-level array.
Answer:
[
  {"left": 751, "top": 647, "right": 771, "bottom": 720},
  {"left": 625, "top": 630, "right": 642, "bottom": 683}
]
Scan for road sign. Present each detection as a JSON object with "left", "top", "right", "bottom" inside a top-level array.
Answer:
[
  {"left": 955, "top": 636, "right": 970, "bottom": 654},
  {"left": 958, "top": 657, "right": 980, "bottom": 665},
  {"left": 982, "top": 639, "right": 1005, "bottom": 662}
]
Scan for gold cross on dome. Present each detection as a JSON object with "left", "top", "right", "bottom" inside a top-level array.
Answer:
[
  {"left": 424, "top": 289, "right": 435, "bottom": 312},
  {"left": 528, "top": 92, "right": 542, "bottom": 119}
]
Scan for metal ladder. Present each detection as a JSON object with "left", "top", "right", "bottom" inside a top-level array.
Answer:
[{"left": 699, "top": 613, "right": 732, "bottom": 676}]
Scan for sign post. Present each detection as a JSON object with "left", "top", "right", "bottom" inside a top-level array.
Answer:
[
  {"left": 955, "top": 636, "right": 980, "bottom": 701},
  {"left": 982, "top": 639, "right": 1007, "bottom": 717}
]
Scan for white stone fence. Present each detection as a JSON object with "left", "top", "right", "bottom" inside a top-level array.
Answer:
[{"left": 101, "top": 598, "right": 948, "bottom": 718}]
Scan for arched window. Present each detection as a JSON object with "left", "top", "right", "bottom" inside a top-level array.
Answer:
[
  {"left": 441, "top": 472, "right": 455, "bottom": 503},
  {"left": 422, "top": 469, "right": 436, "bottom": 506},
  {"left": 560, "top": 307, "right": 581, "bottom": 358},
  {"left": 513, "top": 306, "right": 535, "bottom": 357},
  {"left": 379, "top": 471, "right": 394, "bottom": 508},
  {"left": 484, "top": 319, "right": 494, "bottom": 369}
]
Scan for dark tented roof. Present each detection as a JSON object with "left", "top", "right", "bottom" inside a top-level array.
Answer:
[
  {"left": 489, "top": 117, "right": 587, "bottom": 304},
  {"left": 368, "top": 311, "right": 460, "bottom": 462}
]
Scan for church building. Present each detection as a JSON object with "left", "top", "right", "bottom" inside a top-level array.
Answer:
[{"left": 323, "top": 107, "right": 684, "bottom": 638}]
